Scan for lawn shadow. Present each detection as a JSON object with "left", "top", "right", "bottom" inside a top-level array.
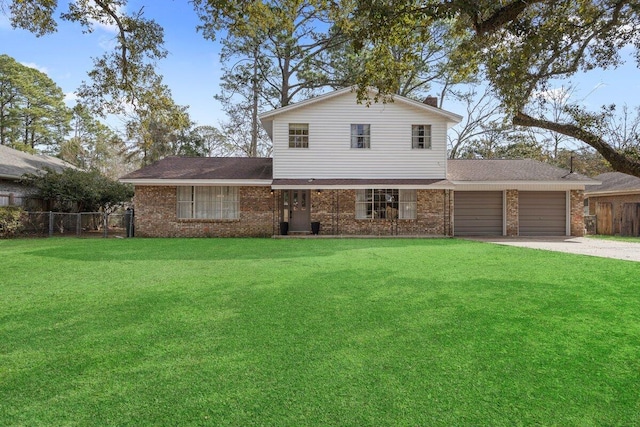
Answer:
[{"left": 21, "top": 237, "right": 470, "bottom": 262}]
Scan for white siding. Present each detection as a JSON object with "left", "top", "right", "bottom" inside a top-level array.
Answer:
[{"left": 272, "top": 91, "right": 448, "bottom": 179}]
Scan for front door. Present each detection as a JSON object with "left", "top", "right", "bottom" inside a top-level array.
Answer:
[{"left": 284, "top": 190, "right": 311, "bottom": 232}]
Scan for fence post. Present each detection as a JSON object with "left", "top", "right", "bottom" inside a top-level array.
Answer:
[
  {"left": 103, "top": 213, "right": 108, "bottom": 238},
  {"left": 77, "top": 213, "right": 82, "bottom": 236},
  {"left": 48, "top": 212, "right": 53, "bottom": 237}
]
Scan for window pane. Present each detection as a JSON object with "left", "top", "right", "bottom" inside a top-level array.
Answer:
[
  {"left": 177, "top": 187, "right": 194, "bottom": 218},
  {"left": 399, "top": 189, "right": 417, "bottom": 219},
  {"left": 412, "top": 125, "right": 431, "bottom": 149},
  {"left": 289, "top": 123, "right": 309, "bottom": 148},
  {"left": 351, "top": 124, "right": 370, "bottom": 148}
]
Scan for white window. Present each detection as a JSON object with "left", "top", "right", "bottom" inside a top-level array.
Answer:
[
  {"left": 289, "top": 123, "right": 309, "bottom": 148},
  {"left": 351, "top": 124, "right": 370, "bottom": 148},
  {"left": 177, "top": 186, "right": 239, "bottom": 219},
  {"left": 355, "top": 189, "right": 416, "bottom": 219},
  {"left": 412, "top": 125, "right": 431, "bottom": 149}
]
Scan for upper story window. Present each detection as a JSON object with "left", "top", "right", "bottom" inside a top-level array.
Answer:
[
  {"left": 177, "top": 186, "right": 239, "bottom": 220},
  {"left": 412, "top": 125, "right": 432, "bottom": 149},
  {"left": 351, "top": 124, "right": 370, "bottom": 149},
  {"left": 289, "top": 123, "right": 309, "bottom": 148}
]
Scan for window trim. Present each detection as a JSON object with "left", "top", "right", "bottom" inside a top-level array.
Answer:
[
  {"left": 288, "top": 123, "right": 309, "bottom": 148},
  {"left": 355, "top": 189, "right": 417, "bottom": 220},
  {"left": 177, "top": 186, "right": 239, "bottom": 220},
  {"left": 412, "top": 124, "right": 432, "bottom": 149},
  {"left": 351, "top": 124, "right": 371, "bottom": 149}
]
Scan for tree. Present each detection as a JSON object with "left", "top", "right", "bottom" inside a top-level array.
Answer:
[
  {"left": 3, "top": 0, "right": 168, "bottom": 117},
  {"left": 58, "top": 103, "right": 129, "bottom": 179},
  {"left": 0, "top": 54, "right": 70, "bottom": 151},
  {"left": 332, "top": 0, "right": 640, "bottom": 176},
  {"left": 21, "top": 168, "right": 133, "bottom": 213},
  {"left": 123, "top": 79, "right": 192, "bottom": 165}
]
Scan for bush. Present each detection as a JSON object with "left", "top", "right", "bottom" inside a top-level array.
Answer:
[{"left": 0, "top": 206, "right": 26, "bottom": 238}]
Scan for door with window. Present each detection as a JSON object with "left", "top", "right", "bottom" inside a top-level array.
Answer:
[{"left": 284, "top": 190, "right": 310, "bottom": 232}]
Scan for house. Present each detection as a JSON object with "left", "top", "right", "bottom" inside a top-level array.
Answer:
[
  {"left": 585, "top": 171, "right": 640, "bottom": 235},
  {"left": 120, "top": 87, "right": 597, "bottom": 237},
  {"left": 0, "top": 144, "right": 75, "bottom": 208}
]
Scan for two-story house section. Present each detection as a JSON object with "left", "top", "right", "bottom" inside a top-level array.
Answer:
[
  {"left": 259, "top": 87, "right": 463, "bottom": 235},
  {"left": 260, "top": 87, "right": 462, "bottom": 180},
  {"left": 121, "top": 87, "right": 598, "bottom": 238}
]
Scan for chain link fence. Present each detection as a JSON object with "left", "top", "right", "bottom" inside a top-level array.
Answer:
[{"left": 21, "top": 211, "right": 134, "bottom": 238}]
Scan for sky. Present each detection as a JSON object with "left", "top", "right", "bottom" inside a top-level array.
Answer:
[
  {"left": 0, "top": 0, "right": 226, "bottom": 128},
  {"left": 1, "top": 1, "right": 640, "bottom": 133}
]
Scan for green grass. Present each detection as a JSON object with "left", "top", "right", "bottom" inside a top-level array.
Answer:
[{"left": 1, "top": 238, "right": 640, "bottom": 426}]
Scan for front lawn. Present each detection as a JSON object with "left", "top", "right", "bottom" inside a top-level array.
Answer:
[{"left": 1, "top": 238, "right": 639, "bottom": 426}]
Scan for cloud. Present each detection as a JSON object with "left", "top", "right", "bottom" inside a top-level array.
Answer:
[{"left": 21, "top": 62, "right": 49, "bottom": 74}]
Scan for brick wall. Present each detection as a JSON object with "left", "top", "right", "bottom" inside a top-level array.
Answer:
[
  {"left": 134, "top": 185, "right": 276, "bottom": 237},
  {"left": 305, "top": 189, "right": 449, "bottom": 236}
]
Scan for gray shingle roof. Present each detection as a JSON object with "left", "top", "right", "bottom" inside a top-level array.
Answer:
[
  {"left": 120, "top": 156, "right": 597, "bottom": 184},
  {"left": 0, "top": 145, "right": 74, "bottom": 180},
  {"left": 120, "top": 156, "right": 273, "bottom": 181},
  {"left": 586, "top": 172, "right": 640, "bottom": 194},
  {"left": 447, "top": 159, "right": 596, "bottom": 182}
]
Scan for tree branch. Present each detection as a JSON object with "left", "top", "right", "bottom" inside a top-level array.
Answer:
[{"left": 513, "top": 111, "right": 640, "bottom": 177}]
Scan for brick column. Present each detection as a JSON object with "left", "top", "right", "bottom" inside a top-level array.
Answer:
[
  {"left": 506, "top": 190, "right": 519, "bottom": 236},
  {"left": 570, "top": 189, "right": 585, "bottom": 237}
]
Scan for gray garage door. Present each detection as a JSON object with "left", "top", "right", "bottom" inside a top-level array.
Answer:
[
  {"left": 519, "top": 191, "right": 567, "bottom": 236},
  {"left": 454, "top": 191, "right": 503, "bottom": 236}
]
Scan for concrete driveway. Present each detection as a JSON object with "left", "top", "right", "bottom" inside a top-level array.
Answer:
[{"left": 464, "top": 236, "right": 640, "bottom": 262}]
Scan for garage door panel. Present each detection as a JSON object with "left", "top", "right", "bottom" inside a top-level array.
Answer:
[
  {"left": 519, "top": 191, "right": 566, "bottom": 236},
  {"left": 455, "top": 191, "right": 503, "bottom": 236}
]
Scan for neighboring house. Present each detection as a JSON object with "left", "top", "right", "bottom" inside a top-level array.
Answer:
[
  {"left": 0, "top": 145, "right": 75, "bottom": 208},
  {"left": 585, "top": 172, "right": 640, "bottom": 235},
  {"left": 121, "top": 87, "right": 598, "bottom": 237}
]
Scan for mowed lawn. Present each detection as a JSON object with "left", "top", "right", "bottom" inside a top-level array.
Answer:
[{"left": 1, "top": 238, "right": 639, "bottom": 426}]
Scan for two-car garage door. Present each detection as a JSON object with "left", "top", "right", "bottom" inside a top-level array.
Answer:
[{"left": 454, "top": 191, "right": 567, "bottom": 236}]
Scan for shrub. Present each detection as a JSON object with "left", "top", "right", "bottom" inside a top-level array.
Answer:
[{"left": 0, "top": 206, "right": 26, "bottom": 238}]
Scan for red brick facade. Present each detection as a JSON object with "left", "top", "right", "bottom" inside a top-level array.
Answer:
[
  {"left": 134, "top": 186, "right": 276, "bottom": 237},
  {"left": 133, "top": 185, "right": 585, "bottom": 237}
]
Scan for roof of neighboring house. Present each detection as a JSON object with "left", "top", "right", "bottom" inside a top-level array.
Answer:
[
  {"left": 447, "top": 159, "right": 598, "bottom": 183},
  {"left": 120, "top": 157, "right": 273, "bottom": 184},
  {"left": 0, "top": 144, "right": 74, "bottom": 180},
  {"left": 585, "top": 171, "right": 640, "bottom": 196}
]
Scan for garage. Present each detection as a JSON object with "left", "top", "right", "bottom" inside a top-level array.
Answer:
[
  {"left": 519, "top": 191, "right": 567, "bottom": 236},
  {"left": 454, "top": 191, "right": 503, "bottom": 236}
]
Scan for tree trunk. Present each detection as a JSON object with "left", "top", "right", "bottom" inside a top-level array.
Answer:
[{"left": 250, "top": 45, "right": 259, "bottom": 157}]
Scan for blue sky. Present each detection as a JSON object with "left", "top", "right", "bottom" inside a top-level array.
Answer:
[
  {"left": 1, "top": 1, "right": 639, "bottom": 132},
  {"left": 0, "top": 0, "right": 226, "bottom": 128}
]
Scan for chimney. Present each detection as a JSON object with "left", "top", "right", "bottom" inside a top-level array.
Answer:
[{"left": 424, "top": 96, "right": 438, "bottom": 108}]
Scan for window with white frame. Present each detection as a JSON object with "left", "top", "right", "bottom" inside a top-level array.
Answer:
[
  {"left": 289, "top": 123, "right": 309, "bottom": 148},
  {"left": 351, "top": 124, "right": 370, "bottom": 148},
  {"left": 412, "top": 125, "right": 432, "bottom": 149},
  {"left": 355, "top": 189, "right": 416, "bottom": 219},
  {"left": 177, "top": 186, "right": 239, "bottom": 219}
]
